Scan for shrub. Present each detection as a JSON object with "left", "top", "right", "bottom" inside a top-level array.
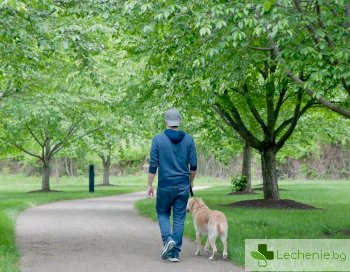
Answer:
[{"left": 231, "top": 175, "right": 248, "bottom": 192}]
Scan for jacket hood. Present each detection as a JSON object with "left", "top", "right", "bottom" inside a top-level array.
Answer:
[{"left": 164, "top": 129, "right": 186, "bottom": 144}]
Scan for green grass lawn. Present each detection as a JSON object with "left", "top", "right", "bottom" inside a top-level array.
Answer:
[
  {"left": 0, "top": 174, "right": 227, "bottom": 272},
  {"left": 0, "top": 174, "right": 148, "bottom": 272},
  {"left": 135, "top": 180, "right": 350, "bottom": 267}
]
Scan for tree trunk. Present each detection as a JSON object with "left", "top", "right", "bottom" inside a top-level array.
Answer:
[
  {"left": 242, "top": 142, "right": 252, "bottom": 193},
  {"left": 261, "top": 148, "right": 279, "bottom": 200},
  {"left": 54, "top": 158, "right": 60, "bottom": 183},
  {"left": 70, "top": 158, "right": 74, "bottom": 176},
  {"left": 64, "top": 156, "right": 71, "bottom": 176},
  {"left": 102, "top": 155, "right": 111, "bottom": 185},
  {"left": 42, "top": 160, "right": 51, "bottom": 191}
]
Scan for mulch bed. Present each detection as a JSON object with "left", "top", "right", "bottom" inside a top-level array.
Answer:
[
  {"left": 323, "top": 229, "right": 350, "bottom": 237},
  {"left": 228, "top": 191, "right": 258, "bottom": 195},
  {"left": 341, "top": 230, "right": 350, "bottom": 236},
  {"left": 28, "top": 189, "right": 63, "bottom": 193},
  {"left": 253, "top": 187, "right": 289, "bottom": 191},
  {"left": 226, "top": 199, "right": 319, "bottom": 210}
]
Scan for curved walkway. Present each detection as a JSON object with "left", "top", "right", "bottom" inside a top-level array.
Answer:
[{"left": 16, "top": 191, "right": 244, "bottom": 272}]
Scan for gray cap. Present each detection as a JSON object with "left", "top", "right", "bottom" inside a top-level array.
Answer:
[{"left": 165, "top": 109, "right": 181, "bottom": 126}]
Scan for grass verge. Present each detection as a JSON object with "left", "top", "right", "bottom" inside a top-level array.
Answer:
[{"left": 135, "top": 180, "right": 350, "bottom": 266}]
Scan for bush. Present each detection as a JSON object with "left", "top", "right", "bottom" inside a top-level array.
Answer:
[{"left": 231, "top": 175, "right": 247, "bottom": 192}]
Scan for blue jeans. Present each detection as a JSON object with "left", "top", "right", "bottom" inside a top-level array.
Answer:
[{"left": 156, "top": 185, "right": 190, "bottom": 257}]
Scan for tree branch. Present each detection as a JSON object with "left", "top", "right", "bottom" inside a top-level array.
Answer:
[
  {"left": 51, "top": 127, "right": 102, "bottom": 156},
  {"left": 40, "top": 131, "right": 46, "bottom": 143},
  {"left": 266, "top": 80, "right": 276, "bottom": 134},
  {"left": 26, "top": 124, "right": 44, "bottom": 147},
  {"left": 276, "top": 95, "right": 316, "bottom": 150},
  {"left": 276, "top": 90, "right": 303, "bottom": 150},
  {"left": 275, "top": 117, "right": 293, "bottom": 137},
  {"left": 244, "top": 84, "right": 268, "bottom": 134},
  {"left": 50, "top": 119, "right": 83, "bottom": 156},
  {"left": 12, "top": 143, "right": 43, "bottom": 161},
  {"left": 248, "top": 46, "right": 273, "bottom": 51},
  {"left": 293, "top": 0, "right": 321, "bottom": 45},
  {"left": 287, "top": 71, "right": 350, "bottom": 118},
  {"left": 299, "top": 98, "right": 316, "bottom": 116},
  {"left": 257, "top": 68, "right": 267, "bottom": 80},
  {"left": 213, "top": 100, "right": 262, "bottom": 150},
  {"left": 274, "top": 80, "right": 288, "bottom": 120},
  {"left": 214, "top": 108, "right": 245, "bottom": 144},
  {"left": 315, "top": 1, "right": 335, "bottom": 47},
  {"left": 341, "top": 78, "right": 350, "bottom": 96},
  {"left": 213, "top": 104, "right": 236, "bottom": 127},
  {"left": 268, "top": 37, "right": 350, "bottom": 119}
]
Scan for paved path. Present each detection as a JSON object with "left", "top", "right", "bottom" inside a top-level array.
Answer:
[{"left": 16, "top": 191, "right": 244, "bottom": 272}]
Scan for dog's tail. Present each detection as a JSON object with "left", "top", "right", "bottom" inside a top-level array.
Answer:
[{"left": 217, "top": 223, "right": 224, "bottom": 236}]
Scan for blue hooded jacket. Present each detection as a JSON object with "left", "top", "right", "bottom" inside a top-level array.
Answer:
[{"left": 149, "top": 129, "right": 197, "bottom": 188}]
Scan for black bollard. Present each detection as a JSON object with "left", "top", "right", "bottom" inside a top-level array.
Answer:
[{"left": 89, "top": 164, "right": 95, "bottom": 193}]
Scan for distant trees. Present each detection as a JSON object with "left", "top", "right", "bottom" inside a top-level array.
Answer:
[
  {"left": 0, "top": 0, "right": 130, "bottom": 190},
  {"left": 0, "top": 92, "right": 98, "bottom": 191},
  {"left": 86, "top": 116, "right": 135, "bottom": 186}
]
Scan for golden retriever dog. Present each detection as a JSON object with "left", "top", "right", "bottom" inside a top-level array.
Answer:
[{"left": 186, "top": 197, "right": 228, "bottom": 260}]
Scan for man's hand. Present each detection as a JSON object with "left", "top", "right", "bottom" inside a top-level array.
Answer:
[
  {"left": 147, "top": 173, "right": 156, "bottom": 199},
  {"left": 147, "top": 185, "right": 154, "bottom": 199}
]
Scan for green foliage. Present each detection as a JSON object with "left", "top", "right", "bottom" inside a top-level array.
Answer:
[
  {"left": 118, "top": 145, "right": 147, "bottom": 165},
  {"left": 300, "top": 164, "right": 318, "bottom": 179},
  {"left": 231, "top": 175, "right": 248, "bottom": 192},
  {"left": 123, "top": 0, "right": 328, "bottom": 202},
  {"left": 0, "top": 91, "right": 95, "bottom": 156},
  {"left": 0, "top": 0, "right": 147, "bottom": 185},
  {"left": 278, "top": 108, "right": 350, "bottom": 162},
  {"left": 264, "top": 0, "right": 276, "bottom": 12},
  {"left": 124, "top": 0, "right": 318, "bottom": 146},
  {"left": 1, "top": 0, "right": 350, "bottom": 185}
]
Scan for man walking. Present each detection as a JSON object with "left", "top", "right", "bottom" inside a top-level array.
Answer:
[{"left": 147, "top": 109, "right": 197, "bottom": 262}]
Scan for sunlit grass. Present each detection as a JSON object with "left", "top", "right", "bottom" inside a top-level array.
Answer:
[{"left": 135, "top": 180, "right": 350, "bottom": 266}]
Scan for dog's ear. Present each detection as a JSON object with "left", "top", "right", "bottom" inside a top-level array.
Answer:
[{"left": 189, "top": 198, "right": 196, "bottom": 211}]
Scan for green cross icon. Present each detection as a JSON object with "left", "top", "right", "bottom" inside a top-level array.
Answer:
[{"left": 250, "top": 244, "right": 274, "bottom": 267}]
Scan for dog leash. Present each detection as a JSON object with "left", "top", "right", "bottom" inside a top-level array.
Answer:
[{"left": 190, "top": 186, "right": 194, "bottom": 197}]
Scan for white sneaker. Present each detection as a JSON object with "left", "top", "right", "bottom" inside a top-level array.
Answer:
[
  {"left": 169, "top": 256, "right": 180, "bottom": 262},
  {"left": 161, "top": 240, "right": 175, "bottom": 259}
]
